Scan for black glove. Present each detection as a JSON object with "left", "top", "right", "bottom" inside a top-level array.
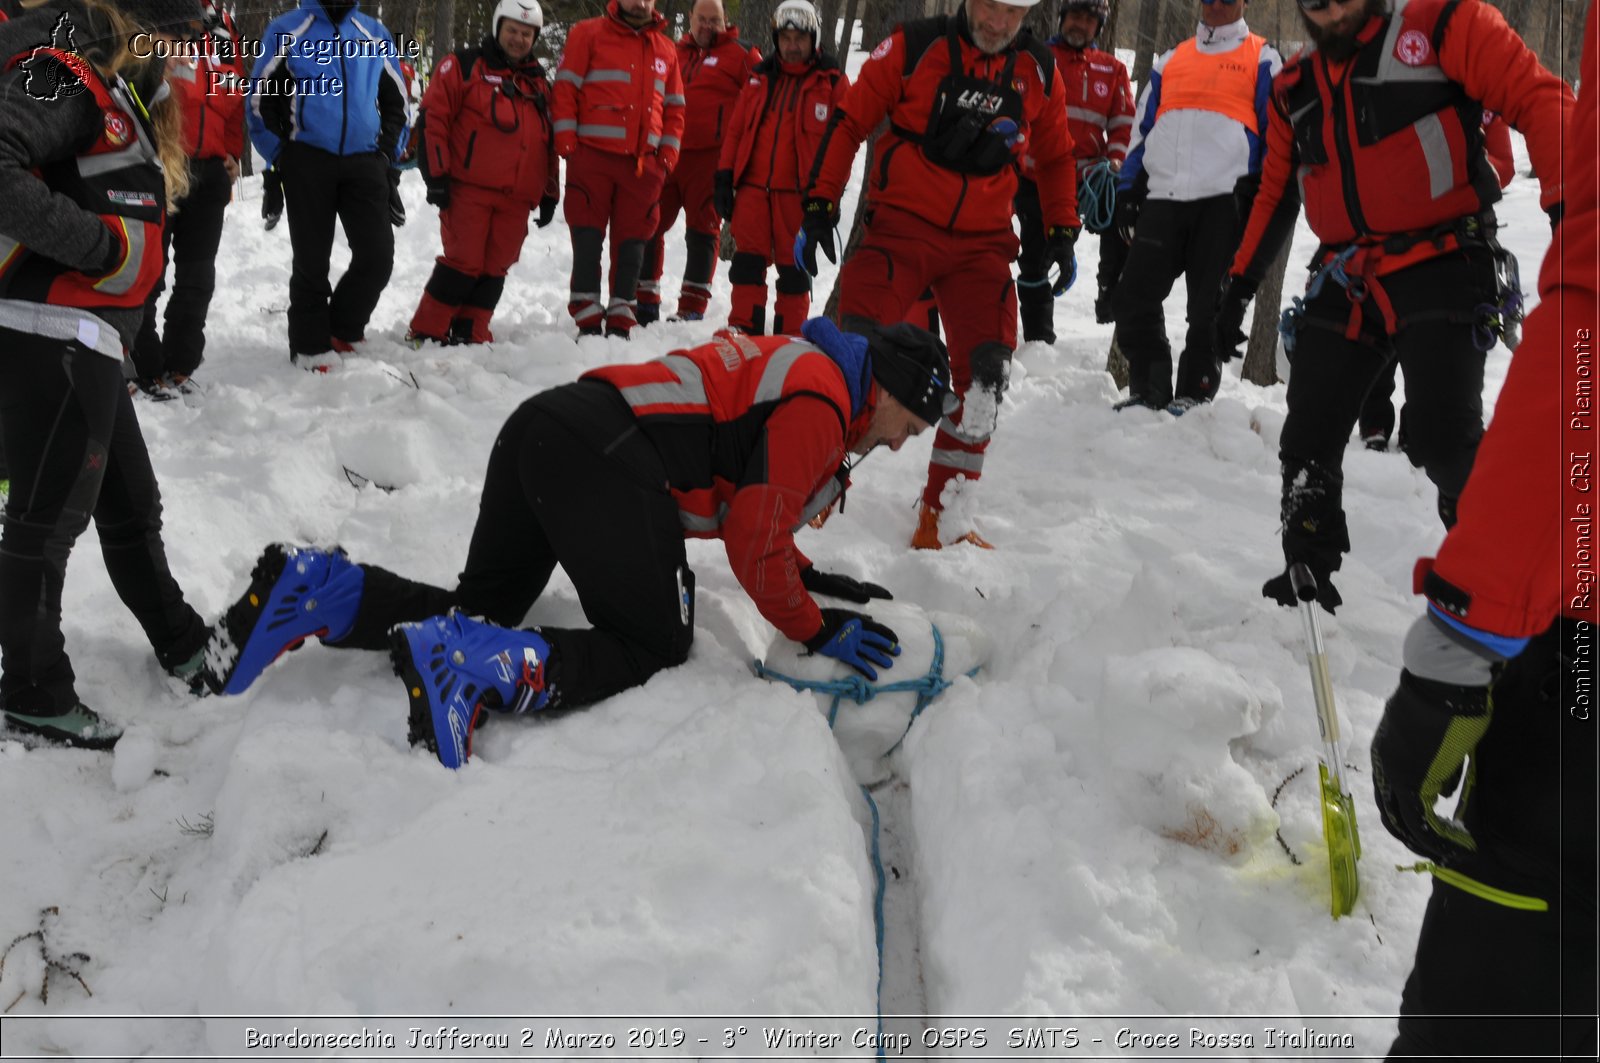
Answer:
[
  {"left": 800, "top": 567, "right": 892, "bottom": 604},
  {"left": 1547, "top": 201, "right": 1564, "bottom": 232},
  {"left": 1212, "top": 274, "right": 1257, "bottom": 362},
  {"left": 803, "top": 608, "right": 900, "bottom": 681},
  {"left": 387, "top": 168, "right": 406, "bottom": 227},
  {"left": 536, "top": 194, "right": 558, "bottom": 228},
  {"left": 1046, "top": 225, "right": 1079, "bottom": 296},
  {"left": 1371, "top": 669, "right": 1492, "bottom": 865},
  {"left": 425, "top": 179, "right": 451, "bottom": 210},
  {"left": 1114, "top": 192, "right": 1142, "bottom": 244},
  {"left": 794, "top": 197, "right": 840, "bottom": 277},
  {"left": 713, "top": 169, "right": 735, "bottom": 221},
  {"left": 1262, "top": 566, "right": 1341, "bottom": 614},
  {"left": 262, "top": 165, "right": 284, "bottom": 231}
]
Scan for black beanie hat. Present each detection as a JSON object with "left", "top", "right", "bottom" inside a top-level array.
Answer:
[{"left": 859, "top": 321, "right": 957, "bottom": 426}]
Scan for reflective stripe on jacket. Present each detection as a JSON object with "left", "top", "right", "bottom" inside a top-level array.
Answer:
[
  {"left": 552, "top": 0, "right": 686, "bottom": 166},
  {"left": 583, "top": 332, "right": 871, "bottom": 641}
]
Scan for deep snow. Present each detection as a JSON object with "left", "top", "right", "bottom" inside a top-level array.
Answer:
[{"left": 0, "top": 46, "right": 1560, "bottom": 1062}]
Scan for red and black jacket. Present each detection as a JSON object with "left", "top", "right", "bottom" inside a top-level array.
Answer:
[
  {"left": 420, "top": 38, "right": 559, "bottom": 205},
  {"left": 1231, "top": 0, "right": 1571, "bottom": 283},
  {"left": 583, "top": 332, "right": 871, "bottom": 642},
  {"left": 808, "top": 11, "right": 1079, "bottom": 234},
  {"left": 719, "top": 51, "right": 848, "bottom": 191},
  {"left": 167, "top": 7, "right": 246, "bottom": 161},
  {"left": 0, "top": 48, "right": 165, "bottom": 316},
  {"left": 676, "top": 28, "right": 759, "bottom": 152}
]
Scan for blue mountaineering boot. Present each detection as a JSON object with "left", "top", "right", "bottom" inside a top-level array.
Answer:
[
  {"left": 3, "top": 701, "right": 122, "bottom": 750},
  {"left": 390, "top": 611, "right": 555, "bottom": 770},
  {"left": 205, "top": 544, "right": 364, "bottom": 695}
]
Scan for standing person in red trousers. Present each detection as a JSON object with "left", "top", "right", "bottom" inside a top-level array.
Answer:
[
  {"left": 715, "top": 0, "right": 846, "bottom": 337},
  {"left": 552, "top": 0, "right": 685, "bottom": 338},
  {"left": 408, "top": 0, "right": 559, "bottom": 346},
  {"left": 801, "top": 0, "right": 1080, "bottom": 550},
  {"left": 635, "top": 0, "right": 756, "bottom": 326}
]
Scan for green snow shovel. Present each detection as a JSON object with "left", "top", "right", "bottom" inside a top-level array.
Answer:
[{"left": 1290, "top": 563, "right": 1362, "bottom": 918}]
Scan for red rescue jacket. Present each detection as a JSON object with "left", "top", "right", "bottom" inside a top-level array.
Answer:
[
  {"left": 0, "top": 49, "right": 165, "bottom": 313},
  {"left": 420, "top": 39, "right": 559, "bottom": 205},
  {"left": 167, "top": 7, "right": 246, "bottom": 161},
  {"left": 809, "top": 12, "right": 1079, "bottom": 233},
  {"left": 1049, "top": 39, "right": 1134, "bottom": 167},
  {"left": 552, "top": 0, "right": 686, "bottom": 169},
  {"left": 676, "top": 28, "right": 759, "bottom": 151},
  {"left": 583, "top": 332, "right": 871, "bottom": 642},
  {"left": 1419, "top": 1, "right": 1598, "bottom": 638},
  {"left": 1231, "top": 0, "right": 1571, "bottom": 282},
  {"left": 719, "top": 52, "right": 848, "bottom": 191}
]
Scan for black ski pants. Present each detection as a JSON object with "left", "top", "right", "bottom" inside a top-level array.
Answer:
[
  {"left": 0, "top": 329, "right": 208, "bottom": 714},
  {"left": 335, "top": 381, "right": 695, "bottom": 709},
  {"left": 1388, "top": 622, "right": 1597, "bottom": 1060},
  {"left": 1277, "top": 248, "right": 1495, "bottom": 575},
  {"left": 131, "top": 156, "right": 232, "bottom": 380},
  {"left": 1014, "top": 177, "right": 1129, "bottom": 308},
  {"left": 279, "top": 142, "right": 394, "bottom": 356},
  {"left": 1112, "top": 193, "right": 1239, "bottom": 406}
]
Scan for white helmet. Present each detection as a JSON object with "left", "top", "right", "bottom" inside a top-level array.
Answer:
[
  {"left": 772, "top": 0, "right": 820, "bottom": 48},
  {"left": 494, "top": 0, "right": 543, "bottom": 34}
]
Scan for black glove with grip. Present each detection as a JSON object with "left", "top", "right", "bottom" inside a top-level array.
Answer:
[
  {"left": 387, "top": 168, "right": 406, "bottom": 227},
  {"left": 800, "top": 567, "right": 892, "bottom": 604},
  {"left": 1046, "top": 225, "right": 1079, "bottom": 296},
  {"left": 425, "top": 179, "right": 451, "bottom": 210},
  {"left": 536, "top": 194, "right": 558, "bottom": 228},
  {"left": 1212, "top": 274, "right": 1257, "bottom": 362},
  {"left": 795, "top": 197, "right": 840, "bottom": 277},
  {"left": 713, "top": 169, "right": 735, "bottom": 221},
  {"left": 1263, "top": 565, "right": 1341, "bottom": 614},
  {"left": 1371, "top": 669, "right": 1492, "bottom": 864}
]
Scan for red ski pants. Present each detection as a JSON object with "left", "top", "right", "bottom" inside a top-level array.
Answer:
[
  {"left": 837, "top": 205, "right": 1018, "bottom": 509},
  {"left": 729, "top": 188, "right": 808, "bottom": 335},
  {"left": 640, "top": 146, "right": 722, "bottom": 315},
  {"left": 410, "top": 183, "right": 531, "bottom": 343}
]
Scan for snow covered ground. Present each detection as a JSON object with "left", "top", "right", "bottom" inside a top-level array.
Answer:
[{"left": 0, "top": 72, "right": 1557, "bottom": 1061}]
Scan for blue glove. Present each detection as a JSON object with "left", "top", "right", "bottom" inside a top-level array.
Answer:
[
  {"left": 803, "top": 608, "right": 900, "bottom": 680},
  {"left": 794, "top": 198, "right": 839, "bottom": 277}
]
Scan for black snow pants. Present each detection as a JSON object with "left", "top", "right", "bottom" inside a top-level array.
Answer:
[
  {"left": 1111, "top": 193, "right": 1239, "bottom": 406},
  {"left": 1276, "top": 247, "right": 1497, "bottom": 577},
  {"left": 334, "top": 380, "right": 695, "bottom": 708},
  {"left": 279, "top": 142, "right": 394, "bottom": 357},
  {"left": 1388, "top": 621, "right": 1598, "bottom": 1060},
  {"left": 0, "top": 329, "right": 208, "bottom": 714},
  {"left": 131, "top": 155, "right": 232, "bottom": 380}
]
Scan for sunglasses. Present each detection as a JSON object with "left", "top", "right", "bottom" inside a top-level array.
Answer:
[{"left": 1294, "top": 0, "right": 1340, "bottom": 10}]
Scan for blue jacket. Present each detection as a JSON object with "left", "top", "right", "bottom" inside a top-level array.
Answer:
[{"left": 247, "top": 0, "right": 409, "bottom": 164}]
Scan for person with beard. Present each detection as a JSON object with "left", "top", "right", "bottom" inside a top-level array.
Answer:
[
  {"left": 247, "top": 0, "right": 409, "bottom": 371},
  {"left": 1014, "top": 0, "right": 1134, "bottom": 343},
  {"left": 801, "top": 0, "right": 1080, "bottom": 551},
  {"left": 0, "top": 0, "right": 216, "bottom": 748},
  {"left": 715, "top": 0, "right": 847, "bottom": 337},
  {"left": 635, "top": 0, "right": 756, "bottom": 326},
  {"left": 1218, "top": 0, "right": 1572, "bottom": 615},
  {"left": 127, "top": 0, "right": 244, "bottom": 399},
  {"left": 1366, "top": 2, "right": 1598, "bottom": 1055},
  {"left": 406, "top": 0, "right": 558, "bottom": 347},
  {"left": 199, "top": 320, "right": 953, "bottom": 770},
  {"left": 553, "top": 0, "right": 685, "bottom": 338},
  {"left": 1110, "top": 0, "right": 1280, "bottom": 414}
]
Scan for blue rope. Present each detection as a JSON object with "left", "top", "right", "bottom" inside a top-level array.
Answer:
[
  {"left": 752, "top": 623, "right": 977, "bottom": 1061},
  {"left": 1077, "top": 158, "right": 1119, "bottom": 235},
  {"left": 1278, "top": 245, "right": 1359, "bottom": 356}
]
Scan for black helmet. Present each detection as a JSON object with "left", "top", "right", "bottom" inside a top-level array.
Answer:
[{"left": 1060, "top": 0, "right": 1109, "bottom": 33}]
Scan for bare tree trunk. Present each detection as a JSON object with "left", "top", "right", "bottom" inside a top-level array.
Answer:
[
  {"left": 835, "top": 0, "right": 861, "bottom": 57},
  {"left": 1100, "top": 0, "right": 1123, "bottom": 54},
  {"left": 1241, "top": 239, "right": 1293, "bottom": 386},
  {"left": 823, "top": 136, "right": 877, "bottom": 319},
  {"left": 1105, "top": 332, "right": 1128, "bottom": 390},
  {"left": 432, "top": 0, "right": 457, "bottom": 58},
  {"left": 1129, "top": 0, "right": 1162, "bottom": 89},
  {"left": 1156, "top": 0, "right": 1190, "bottom": 55}
]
